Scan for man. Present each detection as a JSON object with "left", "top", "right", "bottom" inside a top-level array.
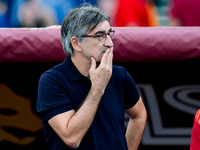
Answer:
[{"left": 37, "top": 4, "right": 147, "bottom": 150}]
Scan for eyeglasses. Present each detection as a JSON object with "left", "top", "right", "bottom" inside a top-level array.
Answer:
[{"left": 80, "top": 29, "right": 115, "bottom": 43}]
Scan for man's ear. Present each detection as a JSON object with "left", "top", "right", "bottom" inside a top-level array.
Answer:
[{"left": 71, "top": 36, "right": 81, "bottom": 52}]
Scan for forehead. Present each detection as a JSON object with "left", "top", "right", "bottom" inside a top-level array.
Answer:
[{"left": 90, "top": 20, "right": 111, "bottom": 33}]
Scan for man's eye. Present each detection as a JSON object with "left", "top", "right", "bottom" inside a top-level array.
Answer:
[{"left": 96, "top": 34, "right": 104, "bottom": 37}]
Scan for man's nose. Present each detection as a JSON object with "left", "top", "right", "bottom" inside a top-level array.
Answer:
[{"left": 103, "top": 35, "right": 114, "bottom": 48}]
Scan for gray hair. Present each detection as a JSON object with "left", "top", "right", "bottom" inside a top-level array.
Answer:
[{"left": 61, "top": 4, "right": 110, "bottom": 57}]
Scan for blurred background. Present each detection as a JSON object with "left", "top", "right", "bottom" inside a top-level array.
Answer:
[{"left": 2, "top": 0, "right": 200, "bottom": 28}]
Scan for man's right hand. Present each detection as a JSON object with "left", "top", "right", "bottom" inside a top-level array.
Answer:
[{"left": 89, "top": 47, "right": 113, "bottom": 93}]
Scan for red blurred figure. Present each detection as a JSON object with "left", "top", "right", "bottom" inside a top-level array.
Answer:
[
  {"left": 98, "top": 0, "right": 159, "bottom": 27},
  {"left": 115, "top": 0, "right": 150, "bottom": 27},
  {"left": 190, "top": 109, "right": 200, "bottom": 150}
]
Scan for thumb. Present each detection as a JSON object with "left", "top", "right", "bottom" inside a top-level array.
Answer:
[{"left": 90, "top": 57, "right": 96, "bottom": 70}]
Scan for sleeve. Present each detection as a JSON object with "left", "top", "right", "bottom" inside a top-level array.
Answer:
[
  {"left": 122, "top": 68, "right": 140, "bottom": 109},
  {"left": 190, "top": 109, "right": 200, "bottom": 150},
  {"left": 36, "top": 71, "right": 74, "bottom": 120}
]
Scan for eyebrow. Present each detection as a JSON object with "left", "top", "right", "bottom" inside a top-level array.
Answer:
[{"left": 95, "top": 28, "right": 112, "bottom": 35}]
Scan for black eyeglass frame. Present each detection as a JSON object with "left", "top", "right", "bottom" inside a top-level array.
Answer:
[{"left": 80, "top": 29, "right": 115, "bottom": 43}]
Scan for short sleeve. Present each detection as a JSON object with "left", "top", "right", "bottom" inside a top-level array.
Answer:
[
  {"left": 122, "top": 68, "right": 140, "bottom": 109},
  {"left": 36, "top": 71, "right": 74, "bottom": 120}
]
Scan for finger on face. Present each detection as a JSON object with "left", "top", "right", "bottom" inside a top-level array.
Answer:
[
  {"left": 100, "top": 48, "right": 111, "bottom": 65},
  {"left": 90, "top": 57, "right": 96, "bottom": 70},
  {"left": 107, "top": 47, "right": 113, "bottom": 67}
]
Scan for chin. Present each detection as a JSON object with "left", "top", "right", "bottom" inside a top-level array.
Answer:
[{"left": 94, "top": 55, "right": 102, "bottom": 63}]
